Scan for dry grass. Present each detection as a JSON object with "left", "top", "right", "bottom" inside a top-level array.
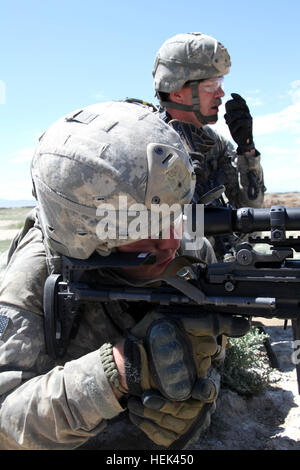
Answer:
[
  {"left": 263, "top": 192, "right": 300, "bottom": 208},
  {"left": 0, "top": 207, "right": 33, "bottom": 253}
]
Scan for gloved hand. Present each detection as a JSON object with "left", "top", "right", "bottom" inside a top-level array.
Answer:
[
  {"left": 128, "top": 389, "right": 216, "bottom": 448},
  {"left": 224, "top": 93, "right": 254, "bottom": 154},
  {"left": 124, "top": 311, "right": 250, "bottom": 401}
]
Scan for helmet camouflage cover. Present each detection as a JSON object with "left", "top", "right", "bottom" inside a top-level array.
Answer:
[
  {"left": 153, "top": 32, "right": 231, "bottom": 94},
  {"left": 31, "top": 101, "right": 196, "bottom": 259}
]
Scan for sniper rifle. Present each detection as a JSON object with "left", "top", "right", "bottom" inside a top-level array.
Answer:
[{"left": 43, "top": 204, "right": 300, "bottom": 393}]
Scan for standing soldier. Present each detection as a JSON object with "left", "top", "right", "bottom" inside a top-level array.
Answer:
[{"left": 152, "top": 32, "right": 265, "bottom": 258}]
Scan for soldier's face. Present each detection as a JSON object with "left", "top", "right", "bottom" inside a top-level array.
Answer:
[
  {"left": 170, "top": 78, "right": 224, "bottom": 126},
  {"left": 197, "top": 78, "right": 225, "bottom": 123},
  {"left": 116, "top": 227, "right": 180, "bottom": 279}
]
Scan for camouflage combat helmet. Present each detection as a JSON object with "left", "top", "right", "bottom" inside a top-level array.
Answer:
[
  {"left": 31, "top": 101, "right": 195, "bottom": 259},
  {"left": 153, "top": 32, "right": 231, "bottom": 124}
]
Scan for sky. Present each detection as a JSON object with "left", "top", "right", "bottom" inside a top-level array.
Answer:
[{"left": 0, "top": 0, "right": 299, "bottom": 200}]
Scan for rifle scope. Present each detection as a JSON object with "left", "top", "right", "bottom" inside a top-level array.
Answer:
[{"left": 201, "top": 205, "right": 300, "bottom": 235}]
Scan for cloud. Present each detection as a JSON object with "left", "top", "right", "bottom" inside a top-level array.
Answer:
[
  {"left": 246, "top": 89, "right": 261, "bottom": 95},
  {"left": 93, "top": 91, "right": 108, "bottom": 101},
  {"left": 214, "top": 83, "right": 300, "bottom": 193},
  {"left": 244, "top": 89, "right": 263, "bottom": 107},
  {"left": 245, "top": 96, "right": 263, "bottom": 107},
  {"left": 0, "top": 180, "right": 34, "bottom": 200},
  {"left": 9, "top": 146, "right": 35, "bottom": 163},
  {"left": 254, "top": 81, "right": 300, "bottom": 136},
  {"left": 0, "top": 80, "right": 6, "bottom": 104},
  {"left": 254, "top": 101, "right": 300, "bottom": 136},
  {"left": 257, "top": 144, "right": 300, "bottom": 192},
  {"left": 215, "top": 84, "right": 300, "bottom": 140},
  {"left": 263, "top": 164, "right": 300, "bottom": 192},
  {"left": 268, "top": 146, "right": 300, "bottom": 160},
  {"left": 288, "top": 80, "right": 300, "bottom": 104}
]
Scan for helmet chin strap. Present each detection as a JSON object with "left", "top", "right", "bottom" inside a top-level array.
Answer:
[
  {"left": 159, "top": 80, "right": 218, "bottom": 125},
  {"left": 189, "top": 81, "right": 218, "bottom": 125}
]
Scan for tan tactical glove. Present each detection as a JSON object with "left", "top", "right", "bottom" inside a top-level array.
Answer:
[
  {"left": 236, "top": 153, "right": 264, "bottom": 201},
  {"left": 124, "top": 311, "right": 250, "bottom": 401},
  {"left": 128, "top": 389, "right": 216, "bottom": 449}
]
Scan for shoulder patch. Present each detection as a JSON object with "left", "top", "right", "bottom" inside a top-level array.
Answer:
[{"left": 0, "top": 315, "right": 9, "bottom": 339}]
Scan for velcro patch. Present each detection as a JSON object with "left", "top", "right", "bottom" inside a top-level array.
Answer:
[
  {"left": 0, "top": 315, "right": 9, "bottom": 339},
  {"left": 65, "top": 110, "right": 98, "bottom": 124}
]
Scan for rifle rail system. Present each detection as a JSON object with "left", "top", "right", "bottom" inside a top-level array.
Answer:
[{"left": 43, "top": 205, "right": 300, "bottom": 393}]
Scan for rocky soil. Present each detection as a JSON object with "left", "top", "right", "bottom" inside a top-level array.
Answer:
[{"left": 188, "top": 321, "right": 300, "bottom": 450}]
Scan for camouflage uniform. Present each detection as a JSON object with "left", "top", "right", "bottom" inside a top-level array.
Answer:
[
  {"left": 0, "top": 101, "right": 218, "bottom": 450},
  {"left": 164, "top": 115, "right": 265, "bottom": 208},
  {"left": 0, "top": 212, "right": 216, "bottom": 450}
]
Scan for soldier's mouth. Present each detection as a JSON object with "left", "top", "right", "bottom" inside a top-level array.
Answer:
[
  {"left": 156, "top": 254, "right": 175, "bottom": 268},
  {"left": 211, "top": 100, "right": 222, "bottom": 111}
]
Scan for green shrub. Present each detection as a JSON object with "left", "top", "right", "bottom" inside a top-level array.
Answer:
[{"left": 218, "top": 326, "right": 272, "bottom": 396}]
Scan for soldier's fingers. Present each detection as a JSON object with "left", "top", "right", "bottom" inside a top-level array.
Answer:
[
  {"left": 191, "top": 377, "right": 218, "bottom": 403},
  {"left": 129, "top": 412, "right": 178, "bottom": 448},
  {"left": 225, "top": 110, "right": 252, "bottom": 122},
  {"left": 225, "top": 95, "right": 249, "bottom": 113},
  {"left": 224, "top": 118, "right": 253, "bottom": 134},
  {"left": 231, "top": 93, "right": 246, "bottom": 103},
  {"left": 179, "top": 314, "right": 250, "bottom": 337},
  {"left": 190, "top": 335, "right": 218, "bottom": 356},
  {"left": 142, "top": 390, "right": 167, "bottom": 410},
  {"left": 142, "top": 391, "right": 203, "bottom": 419},
  {"left": 128, "top": 397, "right": 188, "bottom": 433}
]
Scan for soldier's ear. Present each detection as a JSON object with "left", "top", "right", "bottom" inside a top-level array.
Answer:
[{"left": 169, "top": 87, "right": 186, "bottom": 104}]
